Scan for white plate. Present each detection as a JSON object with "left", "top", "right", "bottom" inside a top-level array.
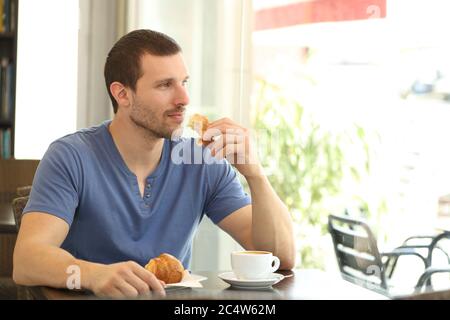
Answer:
[
  {"left": 165, "top": 272, "right": 208, "bottom": 290},
  {"left": 218, "top": 272, "right": 284, "bottom": 290}
]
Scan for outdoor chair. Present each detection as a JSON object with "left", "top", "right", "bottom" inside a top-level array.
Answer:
[{"left": 328, "top": 214, "right": 432, "bottom": 296}]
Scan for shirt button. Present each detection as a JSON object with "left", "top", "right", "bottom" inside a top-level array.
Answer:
[
  {"left": 145, "top": 194, "right": 150, "bottom": 198},
  {"left": 147, "top": 184, "right": 151, "bottom": 188}
]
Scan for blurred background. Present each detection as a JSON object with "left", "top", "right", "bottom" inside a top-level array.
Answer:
[{"left": 2, "top": 0, "right": 450, "bottom": 292}]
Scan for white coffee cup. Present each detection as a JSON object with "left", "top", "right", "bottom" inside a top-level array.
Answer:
[{"left": 231, "top": 251, "right": 281, "bottom": 280}]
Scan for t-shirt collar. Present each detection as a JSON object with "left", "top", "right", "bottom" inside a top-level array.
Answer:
[{"left": 101, "top": 120, "right": 168, "bottom": 179}]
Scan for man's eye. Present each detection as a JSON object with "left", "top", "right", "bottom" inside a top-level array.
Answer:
[
  {"left": 159, "top": 82, "right": 171, "bottom": 88},
  {"left": 182, "top": 80, "right": 189, "bottom": 87}
]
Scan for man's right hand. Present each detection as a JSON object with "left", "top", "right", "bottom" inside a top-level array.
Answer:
[
  {"left": 85, "top": 261, "right": 166, "bottom": 299},
  {"left": 14, "top": 213, "right": 166, "bottom": 299}
]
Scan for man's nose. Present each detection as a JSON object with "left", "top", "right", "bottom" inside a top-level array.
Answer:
[{"left": 174, "top": 84, "right": 190, "bottom": 107}]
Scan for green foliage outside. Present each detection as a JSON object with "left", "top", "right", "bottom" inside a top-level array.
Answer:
[{"left": 251, "top": 79, "right": 385, "bottom": 268}]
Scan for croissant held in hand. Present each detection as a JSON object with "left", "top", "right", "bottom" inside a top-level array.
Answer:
[
  {"left": 145, "top": 253, "right": 185, "bottom": 284},
  {"left": 188, "top": 113, "right": 209, "bottom": 146}
]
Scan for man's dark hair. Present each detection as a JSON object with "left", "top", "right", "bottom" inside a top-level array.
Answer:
[{"left": 104, "top": 29, "right": 182, "bottom": 113}]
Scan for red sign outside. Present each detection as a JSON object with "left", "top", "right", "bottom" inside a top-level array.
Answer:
[{"left": 255, "top": 0, "right": 387, "bottom": 31}]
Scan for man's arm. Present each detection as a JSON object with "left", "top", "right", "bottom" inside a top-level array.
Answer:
[
  {"left": 13, "top": 213, "right": 165, "bottom": 298},
  {"left": 247, "top": 173, "right": 296, "bottom": 269},
  {"left": 207, "top": 117, "right": 296, "bottom": 270},
  {"left": 218, "top": 177, "right": 296, "bottom": 270}
]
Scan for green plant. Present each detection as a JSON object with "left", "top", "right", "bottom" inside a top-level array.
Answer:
[{"left": 252, "top": 79, "right": 377, "bottom": 268}]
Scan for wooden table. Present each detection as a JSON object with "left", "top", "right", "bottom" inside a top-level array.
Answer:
[{"left": 26, "top": 269, "right": 389, "bottom": 300}]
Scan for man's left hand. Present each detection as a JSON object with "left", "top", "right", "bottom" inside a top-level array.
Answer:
[{"left": 204, "top": 118, "right": 263, "bottom": 178}]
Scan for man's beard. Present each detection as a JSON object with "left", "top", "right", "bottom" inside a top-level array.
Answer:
[{"left": 129, "top": 100, "right": 173, "bottom": 139}]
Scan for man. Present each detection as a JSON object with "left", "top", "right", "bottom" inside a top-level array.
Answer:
[{"left": 13, "top": 30, "right": 295, "bottom": 298}]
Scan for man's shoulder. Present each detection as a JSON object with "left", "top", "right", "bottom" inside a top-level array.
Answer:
[{"left": 48, "top": 122, "right": 108, "bottom": 155}]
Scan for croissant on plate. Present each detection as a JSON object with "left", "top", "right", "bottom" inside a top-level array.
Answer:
[{"left": 144, "top": 253, "right": 185, "bottom": 284}]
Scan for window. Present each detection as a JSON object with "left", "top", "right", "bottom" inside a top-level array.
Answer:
[
  {"left": 15, "top": 0, "right": 79, "bottom": 159},
  {"left": 252, "top": 0, "right": 450, "bottom": 277}
]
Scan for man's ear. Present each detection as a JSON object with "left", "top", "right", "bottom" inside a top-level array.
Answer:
[{"left": 110, "top": 82, "right": 132, "bottom": 109}]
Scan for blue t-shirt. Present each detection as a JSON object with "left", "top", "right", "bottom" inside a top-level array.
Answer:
[{"left": 23, "top": 121, "right": 251, "bottom": 268}]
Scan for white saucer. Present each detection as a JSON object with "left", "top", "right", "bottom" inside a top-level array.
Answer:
[{"left": 218, "top": 272, "right": 284, "bottom": 290}]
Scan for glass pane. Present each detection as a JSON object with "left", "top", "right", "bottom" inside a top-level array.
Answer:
[
  {"left": 251, "top": 0, "right": 450, "bottom": 277},
  {"left": 15, "top": 0, "right": 79, "bottom": 159}
]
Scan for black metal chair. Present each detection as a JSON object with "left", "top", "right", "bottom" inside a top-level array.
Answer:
[
  {"left": 328, "top": 214, "right": 429, "bottom": 296},
  {"left": 411, "top": 233, "right": 450, "bottom": 294},
  {"left": 386, "top": 234, "right": 450, "bottom": 279}
]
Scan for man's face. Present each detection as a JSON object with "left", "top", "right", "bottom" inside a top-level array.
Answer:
[{"left": 129, "top": 53, "right": 190, "bottom": 139}]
